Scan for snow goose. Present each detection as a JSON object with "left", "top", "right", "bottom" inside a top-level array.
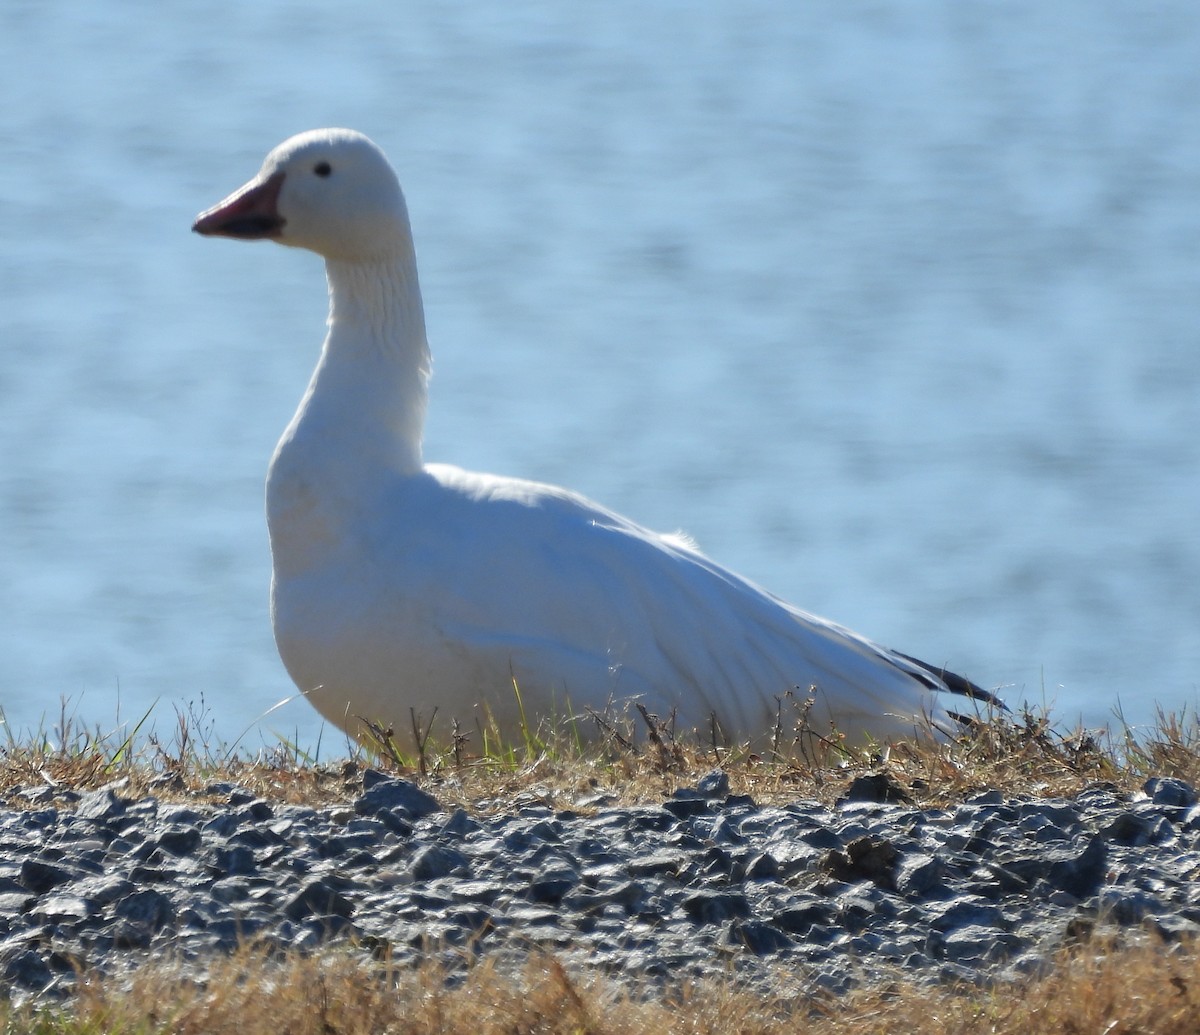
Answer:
[{"left": 192, "top": 128, "right": 998, "bottom": 748}]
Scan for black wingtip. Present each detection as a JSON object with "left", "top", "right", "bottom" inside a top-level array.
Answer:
[{"left": 895, "top": 651, "right": 1008, "bottom": 712}]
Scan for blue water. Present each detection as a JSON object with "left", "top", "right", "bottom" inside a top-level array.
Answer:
[{"left": 3, "top": 3, "right": 1200, "bottom": 749}]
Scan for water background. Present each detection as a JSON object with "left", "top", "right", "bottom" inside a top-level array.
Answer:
[{"left": 3, "top": 3, "right": 1200, "bottom": 752}]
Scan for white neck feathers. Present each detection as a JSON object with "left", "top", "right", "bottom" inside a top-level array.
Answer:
[
  {"left": 268, "top": 249, "right": 431, "bottom": 536},
  {"left": 306, "top": 252, "right": 430, "bottom": 476}
]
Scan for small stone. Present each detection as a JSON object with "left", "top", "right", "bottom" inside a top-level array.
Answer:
[
  {"left": 839, "top": 772, "right": 913, "bottom": 805},
  {"left": 629, "top": 850, "right": 690, "bottom": 878},
  {"left": 1147, "top": 914, "right": 1200, "bottom": 942},
  {"left": 122, "top": 878, "right": 174, "bottom": 915},
  {"left": 681, "top": 890, "right": 750, "bottom": 925},
  {"left": 821, "top": 835, "right": 898, "bottom": 890},
  {"left": 1100, "top": 811, "right": 1169, "bottom": 848},
  {"left": 409, "top": 844, "right": 469, "bottom": 881},
  {"left": 0, "top": 892, "right": 35, "bottom": 916},
  {"left": 1144, "top": 777, "right": 1197, "bottom": 810},
  {"left": 563, "top": 880, "right": 645, "bottom": 913},
  {"left": 0, "top": 946, "right": 53, "bottom": 991},
  {"left": 505, "top": 905, "right": 561, "bottom": 927},
  {"left": 228, "top": 788, "right": 260, "bottom": 807},
  {"left": 728, "top": 919, "right": 792, "bottom": 954},
  {"left": 112, "top": 888, "right": 175, "bottom": 946},
  {"left": 1006, "top": 832, "right": 1107, "bottom": 898},
  {"left": 942, "top": 925, "right": 1016, "bottom": 964},
  {"left": 524, "top": 867, "right": 577, "bottom": 904},
  {"left": 797, "top": 825, "right": 843, "bottom": 850},
  {"left": 75, "top": 787, "right": 128, "bottom": 824},
  {"left": 157, "top": 827, "right": 202, "bottom": 856},
  {"left": 524, "top": 819, "right": 562, "bottom": 843},
  {"left": 283, "top": 879, "right": 355, "bottom": 921},
  {"left": 203, "top": 813, "right": 240, "bottom": 838},
  {"left": 19, "top": 858, "right": 74, "bottom": 894},
  {"left": 158, "top": 805, "right": 205, "bottom": 826},
  {"left": 695, "top": 770, "right": 730, "bottom": 799},
  {"left": 773, "top": 900, "right": 835, "bottom": 934},
  {"left": 625, "top": 807, "right": 677, "bottom": 833},
  {"left": 708, "top": 814, "right": 745, "bottom": 845},
  {"left": 965, "top": 789, "right": 1005, "bottom": 806},
  {"left": 724, "top": 793, "right": 757, "bottom": 811},
  {"left": 744, "top": 852, "right": 779, "bottom": 880},
  {"left": 448, "top": 880, "right": 501, "bottom": 904},
  {"left": 662, "top": 797, "right": 709, "bottom": 819},
  {"left": 32, "top": 894, "right": 94, "bottom": 924},
  {"left": 216, "top": 846, "right": 258, "bottom": 877},
  {"left": 210, "top": 877, "right": 251, "bottom": 903},
  {"left": 1096, "top": 888, "right": 1163, "bottom": 925},
  {"left": 1180, "top": 805, "right": 1200, "bottom": 833},
  {"left": 355, "top": 778, "right": 440, "bottom": 821},
  {"left": 236, "top": 799, "right": 274, "bottom": 821},
  {"left": 930, "top": 898, "right": 1006, "bottom": 933},
  {"left": 897, "top": 853, "right": 945, "bottom": 898},
  {"left": 439, "top": 809, "right": 479, "bottom": 838},
  {"left": 230, "top": 824, "right": 287, "bottom": 850},
  {"left": 359, "top": 768, "right": 390, "bottom": 790}
]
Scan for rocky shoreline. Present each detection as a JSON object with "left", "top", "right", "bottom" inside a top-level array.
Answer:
[{"left": 1, "top": 768, "right": 1198, "bottom": 1002}]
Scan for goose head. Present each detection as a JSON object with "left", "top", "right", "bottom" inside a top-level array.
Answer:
[{"left": 193, "top": 128, "right": 412, "bottom": 262}]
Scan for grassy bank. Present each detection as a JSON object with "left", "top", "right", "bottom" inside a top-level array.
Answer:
[
  {"left": 1, "top": 701, "right": 1199, "bottom": 1033},
  {"left": 0, "top": 933, "right": 1192, "bottom": 1035}
]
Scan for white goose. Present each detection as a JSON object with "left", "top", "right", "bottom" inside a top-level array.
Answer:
[{"left": 193, "top": 128, "right": 997, "bottom": 748}]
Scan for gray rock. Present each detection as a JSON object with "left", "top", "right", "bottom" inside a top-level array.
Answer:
[
  {"left": 1095, "top": 888, "right": 1164, "bottom": 925},
  {"left": 1100, "top": 810, "right": 1171, "bottom": 847},
  {"left": 355, "top": 778, "right": 440, "bottom": 821},
  {"left": 111, "top": 889, "right": 175, "bottom": 947},
  {"left": 728, "top": 919, "right": 792, "bottom": 954},
  {"left": 19, "top": 859, "right": 74, "bottom": 894},
  {"left": 75, "top": 787, "right": 129, "bottom": 824},
  {"left": 156, "top": 827, "right": 202, "bottom": 857},
  {"left": 0, "top": 892, "right": 35, "bottom": 916},
  {"left": 941, "top": 925, "right": 1018, "bottom": 964},
  {"left": 524, "top": 866, "right": 577, "bottom": 904},
  {"left": 772, "top": 899, "right": 835, "bottom": 934},
  {"left": 628, "top": 850, "right": 690, "bottom": 878},
  {"left": 409, "top": 844, "right": 469, "bottom": 881},
  {"left": 897, "top": 852, "right": 946, "bottom": 897},
  {"left": 283, "top": 879, "right": 355, "bottom": 921},
  {"left": 821, "top": 835, "right": 899, "bottom": 889},
  {"left": 840, "top": 772, "right": 913, "bottom": 805},
  {"left": 32, "top": 894, "right": 94, "bottom": 925},
  {"left": 1144, "top": 777, "right": 1197, "bottom": 810},
  {"left": 0, "top": 946, "right": 53, "bottom": 992},
  {"left": 0, "top": 763, "right": 1198, "bottom": 1001},
  {"left": 930, "top": 898, "right": 1007, "bottom": 933},
  {"left": 681, "top": 889, "right": 750, "bottom": 925},
  {"left": 1147, "top": 913, "right": 1200, "bottom": 941},
  {"left": 440, "top": 809, "right": 480, "bottom": 838},
  {"left": 563, "top": 880, "right": 645, "bottom": 913},
  {"left": 695, "top": 770, "right": 731, "bottom": 799},
  {"left": 708, "top": 814, "right": 745, "bottom": 845}
]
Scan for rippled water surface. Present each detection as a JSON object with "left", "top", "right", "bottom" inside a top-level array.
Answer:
[{"left": 2, "top": 3, "right": 1199, "bottom": 746}]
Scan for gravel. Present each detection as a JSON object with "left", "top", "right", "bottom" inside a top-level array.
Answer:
[{"left": 2, "top": 769, "right": 1200, "bottom": 1000}]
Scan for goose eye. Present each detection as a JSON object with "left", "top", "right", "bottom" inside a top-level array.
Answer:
[{"left": 314, "top": 162, "right": 332, "bottom": 178}]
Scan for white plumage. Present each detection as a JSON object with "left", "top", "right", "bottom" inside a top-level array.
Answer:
[{"left": 193, "top": 128, "right": 995, "bottom": 748}]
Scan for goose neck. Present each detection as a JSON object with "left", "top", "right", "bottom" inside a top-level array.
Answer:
[
  {"left": 293, "top": 253, "right": 431, "bottom": 477},
  {"left": 325, "top": 253, "right": 428, "bottom": 358}
]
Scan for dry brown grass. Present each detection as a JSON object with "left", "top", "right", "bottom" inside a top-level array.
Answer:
[
  {"left": 1, "top": 932, "right": 1196, "bottom": 1034},
  {"left": 5, "top": 697, "right": 1200, "bottom": 816},
  {"left": 3, "top": 699, "right": 1200, "bottom": 1032}
]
